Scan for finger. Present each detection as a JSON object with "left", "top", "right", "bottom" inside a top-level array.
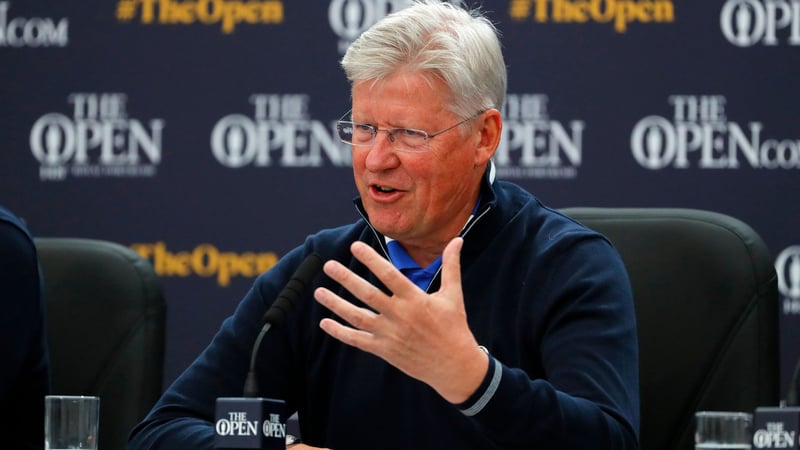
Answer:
[
  {"left": 314, "top": 286, "right": 379, "bottom": 332},
  {"left": 321, "top": 258, "right": 394, "bottom": 313},
  {"left": 439, "top": 237, "right": 464, "bottom": 294},
  {"left": 349, "top": 241, "right": 419, "bottom": 298},
  {"left": 319, "top": 317, "right": 376, "bottom": 354}
]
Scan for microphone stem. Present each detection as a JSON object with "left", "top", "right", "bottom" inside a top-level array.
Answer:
[
  {"left": 250, "top": 322, "right": 272, "bottom": 371},
  {"left": 244, "top": 322, "right": 272, "bottom": 397}
]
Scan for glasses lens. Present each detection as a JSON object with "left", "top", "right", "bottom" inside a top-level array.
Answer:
[
  {"left": 338, "top": 121, "right": 378, "bottom": 146},
  {"left": 336, "top": 121, "right": 353, "bottom": 144},
  {"left": 336, "top": 119, "right": 430, "bottom": 152},
  {"left": 394, "top": 129, "right": 428, "bottom": 151},
  {"left": 352, "top": 124, "right": 376, "bottom": 145}
]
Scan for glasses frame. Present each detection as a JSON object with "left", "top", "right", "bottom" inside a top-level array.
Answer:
[{"left": 336, "top": 110, "right": 485, "bottom": 153}]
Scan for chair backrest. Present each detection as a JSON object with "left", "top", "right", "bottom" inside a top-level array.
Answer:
[
  {"left": 35, "top": 237, "right": 166, "bottom": 450},
  {"left": 560, "top": 207, "right": 779, "bottom": 450}
]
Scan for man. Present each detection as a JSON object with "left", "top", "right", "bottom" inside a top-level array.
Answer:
[
  {"left": 0, "top": 205, "right": 50, "bottom": 450},
  {"left": 128, "top": 1, "right": 640, "bottom": 449}
]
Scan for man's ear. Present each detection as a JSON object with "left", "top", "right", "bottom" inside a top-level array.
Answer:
[{"left": 474, "top": 108, "right": 502, "bottom": 166}]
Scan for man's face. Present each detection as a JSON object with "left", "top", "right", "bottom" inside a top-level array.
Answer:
[{"left": 350, "top": 71, "right": 490, "bottom": 250}]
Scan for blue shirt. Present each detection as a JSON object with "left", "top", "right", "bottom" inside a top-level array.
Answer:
[
  {"left": 385, "top": 240, "right": 442, "bottom": 291},
  {"left": 384, "top": 198, "right": 481, "bottom": 291}
]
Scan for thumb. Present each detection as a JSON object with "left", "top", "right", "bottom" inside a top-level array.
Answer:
[{"left": 439, "top": 237, "right": 464, "bottom": 296}]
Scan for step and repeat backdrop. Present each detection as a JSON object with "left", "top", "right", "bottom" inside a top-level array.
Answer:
[{"left": 1, "top": 0, "right": 798, "bottom": 397}]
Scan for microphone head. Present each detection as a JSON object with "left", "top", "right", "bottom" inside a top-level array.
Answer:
[{"left": 262, "top": 253, "right": 323, "bottom": 326}]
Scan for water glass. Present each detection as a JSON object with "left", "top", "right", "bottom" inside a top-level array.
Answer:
[
  {"left": 45, "top": 395, "right": 100, "bottom": 450},
  {"left": 695, "top": 411, "right": 753, "bottom": 450}
]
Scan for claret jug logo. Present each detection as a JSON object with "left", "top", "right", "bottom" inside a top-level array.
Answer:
[
  {"left": 115, "top": 0, "right": 284, "bottom": 34},
  {"left": 30, "top": 93, "right": 165, "bottom": 181},
  {"left": 211, "top": 94, "right": 351, "bottom": 168},
  {"left": 0, "top": 2, "right": 68, "bottom": 47},
  {"left": 721, "top": 0, "right": 800, "bottom": 47},
  {"left": 776, "top": 246, "right": 800, "bottom": 316},
  {"left": 508, "top": 0, "right": 675, "bottom": 33},
  {"left": 494, "top": 93, "right": 584, "bottom": 179},
  {"left": 631, "top": 95, "right": 800, "bottom": 170},
  {"left": 328, "top": 0, "right": 411, "bottom": 54}
]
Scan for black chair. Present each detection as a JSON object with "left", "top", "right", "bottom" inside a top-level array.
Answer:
[
  {"left": 35, "top": 237, "right": 167, "bottom": 450},
  {"left": 560, "top": 207, "right": 779, "bottom": 450}
]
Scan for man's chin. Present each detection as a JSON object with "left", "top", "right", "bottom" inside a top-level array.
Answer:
[{"left": 370, "top": 219, "right": 408, "bottom": 241}]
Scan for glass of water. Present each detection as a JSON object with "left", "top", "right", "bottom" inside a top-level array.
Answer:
[
  {"left": 695, "top": 411, "right": 753, "bottom": 450},
  {"left": 45, "top": 395, "right": 100, "bottom": 450}
]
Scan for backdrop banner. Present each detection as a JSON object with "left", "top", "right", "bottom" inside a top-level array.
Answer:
[{"left": 1, "top": 0, "right": 798, "bottom": 400}]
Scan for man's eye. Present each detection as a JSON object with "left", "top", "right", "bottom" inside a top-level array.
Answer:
[
  {"left": 401, "top": 129, "right": 425, "bottom": 138},
  {"left": 355, "top": 124, "right": 374, "bottom": 133}
]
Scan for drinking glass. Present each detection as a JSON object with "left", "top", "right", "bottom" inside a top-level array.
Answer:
[
  {"left": 45, "top": 395, "right": 100, "bottom": 450},
  {"left": 695, "top": 411, "right": 753, "bottom": 450}
]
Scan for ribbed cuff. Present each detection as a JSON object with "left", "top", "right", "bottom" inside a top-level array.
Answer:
[{"left": 456, "top": 352, "right": 502, "bottom": 416}]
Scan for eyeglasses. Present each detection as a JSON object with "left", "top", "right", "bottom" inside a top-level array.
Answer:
[{"left": 336, "top": 110, "right": 485, "bottom": 153}]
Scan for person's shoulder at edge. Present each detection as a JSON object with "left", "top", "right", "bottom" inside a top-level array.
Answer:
[{"left": 0, "top": 205, "right": 38, "bottom": 262}]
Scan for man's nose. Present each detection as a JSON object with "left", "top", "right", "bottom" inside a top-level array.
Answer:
[{"left": 365, "top": 130, "right": 399, "bottom": 169}]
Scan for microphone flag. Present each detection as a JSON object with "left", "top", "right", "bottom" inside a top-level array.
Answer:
[
  {"left": 752, "top": 406, "right": 800, "bottom": 450},
  {"left": 214, "top": 397, "right": 286, "bottom": 449}
]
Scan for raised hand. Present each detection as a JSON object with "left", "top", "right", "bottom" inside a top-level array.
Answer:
[{"left": 313, "top": 237, "right": 488, "bottom": 403}]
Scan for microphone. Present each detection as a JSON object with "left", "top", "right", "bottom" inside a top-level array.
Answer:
[
  {"left": 244, "top": 252, "right": 323, "bottom": 397},
  {"left": 215, "top": 253, "right": 323, "bottom": 449},
  {"left": 261, "top": 253, "right": 325, "bottom": 327}
]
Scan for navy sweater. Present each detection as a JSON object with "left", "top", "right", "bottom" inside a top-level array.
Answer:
[{"left": 129, "top": 178, "right": 640, "bottom": 450}]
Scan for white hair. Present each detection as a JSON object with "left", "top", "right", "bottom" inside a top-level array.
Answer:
[{"left": 340, "top": 0, "right": 507, "bottom": 120}]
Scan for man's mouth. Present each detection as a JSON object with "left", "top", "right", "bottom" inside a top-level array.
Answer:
[{"left": 373, "top": 185, "right": 397, "bottom": 193}]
